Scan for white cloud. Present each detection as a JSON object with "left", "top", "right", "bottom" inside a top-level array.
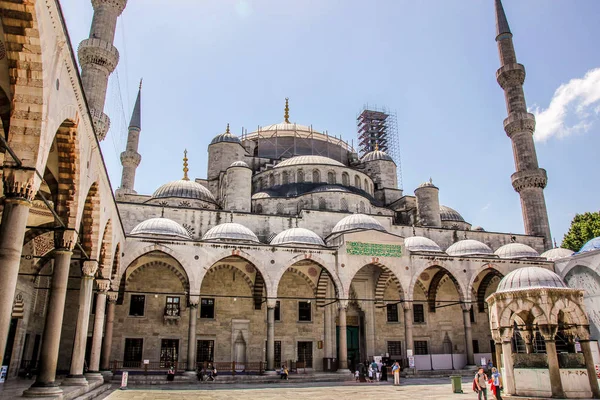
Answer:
[
  {"left": 481, "top": 202, "right": 491, "bottom": 212},
  {"left": 531, "top": 67, "right": 600, "bottom": 142}
]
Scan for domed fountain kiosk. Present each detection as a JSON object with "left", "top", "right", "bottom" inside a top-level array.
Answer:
[{"left": 487, "top": 267, "right": 600, "bottom": 398}]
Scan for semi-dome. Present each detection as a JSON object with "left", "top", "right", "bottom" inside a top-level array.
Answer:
[
  {"left": 495, "top": 243, "right": 540, "bottom": 259},
  {"left": 362, "top": 149, "right": 394, "bottom": 163},
  {"left": 270, "top": 228, "right": 325, "bottom": 246},
  {"left": 130, "top": 217, "right": 191, "bottom": 239},
  {"left": 440, "top": 205, "right": 465, "bottom": 222},
  {"left": 152, "top": 179, "right": 216, "bottom": 203},
  {"left": 446, "top": 239, "right": 493, "bottom": 257},
  {"left": 331, "top": 214, "right": 386, "bottom": 234},
  {"left": 202, "top": 222, "right": 259, "bottom": 243},
  {"left": 229, "top": 161, "right": 249, "bottom": 168},
  {"left": 578, "top": 237, "right": 600, "bottom": 254},
  {"left": 404, "top": 236, "right": 443, "bottom": 252},
  {"left": 541, "top": 248, "right": 575, "bottom": 261},
  {"left": 496, "top": 267, "right": 567, "bottom": 293},
  {"left": 274, "top": 155, "right": 344, "bottom": 168}
]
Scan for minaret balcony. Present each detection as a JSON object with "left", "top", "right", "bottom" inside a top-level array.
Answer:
[
  {"left": 120, "top": 150, "right": 141, "bottom": 166},
  {"left": 90, "top": 108, "right": 110, "bottom": 141},
  {"left": 511, "top": 169, "right": 548, "bottom": 193},
  {"left": 496, "top": 63, "right": 525, "bottom": 89},
  {"left": 91, "top": 0, "right": 127, "bottom": 15},
  {"left": 503, "top": 112, "right": 536, "bottom": 138},
  {"left": 78, "top": 38, "right": 120, "bottom": 74}
]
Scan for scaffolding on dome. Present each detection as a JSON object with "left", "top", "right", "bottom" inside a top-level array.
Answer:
[{"left": 356, "top": 106, "right": 403, "bottom": 188}]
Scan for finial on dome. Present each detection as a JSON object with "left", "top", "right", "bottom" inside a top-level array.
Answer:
[
  {"left": 284, "top": 98, "right": 290, "bottom": 123},
  {"left": 554, "top": 238, "right": 558, "bottom": 248},
  {"left": 226, "top": 123, "right": 230, "bottom": 134},
  {"left": 375, "top": 142, "right": 379, "bottom": 151},
  {"left": 463, "top": 231, "right": 468, "bottom": 240},
  {"left": 412, "top": 224, "right": 416, "bottom": 236},
  {"left": 183, "top": 149, "right": 189, "bottom": 181},
  {"left": 429, "top": 177, "right": 433, "bottom": 184},
  {"left": 161, "top": 206, "right": 165, "bottom": 218}
]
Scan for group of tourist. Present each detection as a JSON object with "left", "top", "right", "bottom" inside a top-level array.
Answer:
[
  {"left": 473, "top": 366, "right": 503, "bottom": 400},
  {"left": 353, "top": 360, "right": 400, "bottom": 385}
]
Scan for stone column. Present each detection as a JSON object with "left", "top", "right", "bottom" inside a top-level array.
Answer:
[
  {"left": 462, "top": 306, "right": 475, "bottom": 365},
  {"left": 100, "top": 292, "right": 117, "bottom": 371},
  {"left": 266, "top": 299, "right": 276, "bottom": 373},
  {"left": 24, "top": 229, "right": 77, "bottom": 398},
  {"left": 544, "top": 338, "right": 566, "bottom": 398},
  {"left": 337, "top": 303, "right": 348, "bottom": 372},
  {"left": 62, "top": 261, "right": 98, "bottom": 386},
  {"left": 580, "top": 340, "right": 600, "bottom": 398},
  {"left": 0, "top": 170, "right": 36, "bottom": 365},
  {"left": 87, "top": 279, "right": 111, "bottom": 381},
  {"left": 495, "top": 342, "right": 503, "bottom": 370},
  {"left": 501, "top": 340, "right": 516, "bottom": 395},
  {"left": 523, "top": 329, "right": 534, "bottom": 354},
  {"left": 185, "top": 297, "right": 199, "bottom": 374},
  {"left": 403, "top": 304, "right": 414, "bottom": 363}
]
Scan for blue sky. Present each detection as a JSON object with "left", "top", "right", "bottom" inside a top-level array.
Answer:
[{"left": 59, "top": 0, "right": 600, "bottom": 246}]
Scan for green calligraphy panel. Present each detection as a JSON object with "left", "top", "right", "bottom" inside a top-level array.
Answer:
[{"left": 346, "top": 241, "right": 402, "bottom": 258}]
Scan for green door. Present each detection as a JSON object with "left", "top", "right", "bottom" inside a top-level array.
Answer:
[{"left": 336, "top": 326, "right": 360, "bottom": 371}]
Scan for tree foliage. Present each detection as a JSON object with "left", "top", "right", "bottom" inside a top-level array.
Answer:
[{"left": 561, "top": 212, "right": 600, "bottom": 252}]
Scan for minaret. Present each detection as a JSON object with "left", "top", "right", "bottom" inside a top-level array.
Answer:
[
  {"left": 116, "top": 82, "right": 142, "bottom": 198},
  {"left": 78, "top": 0, "right": 127, "bottom": 141},
  {"left": 494, "top": 0, "right": 552, "bottom": 249}
]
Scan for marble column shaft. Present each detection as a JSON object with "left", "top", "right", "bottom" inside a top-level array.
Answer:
[
  {"left": 403, "top": 306, "right": 414, "bottom": 359},
  {"left": 545, "top": 339, "right": 566, "bottom": 398},
  {"left": 580, "top": 340, "right": 600, "bottom": 399},
  {"left": 338, "top": 305, "right": 348, "bottom": 371},
  {"left": 89, "top": 280, "right": 110, "bottom": 373},
  {"left": 266, "top": 305, "right": 275, "bottom": 370},
  {"left": 501, "top": 341, "right": 516, "bottom": 395},
  {"left": 462, "top": 308, "right": 475, "bottom": 365},
  {"left": 100, "top": 293, "right": 117, "bottom": 370},
  {"left": 186, "top": 303, "right": 198, "bottom": 371}
]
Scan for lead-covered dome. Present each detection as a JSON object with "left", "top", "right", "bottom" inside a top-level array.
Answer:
[
  {"left": 440, "top": 205, "right": 465, "bottom": 222},
  {"left": 404, "top": 236, "right": 443, "bottom": 252},
  {"left": 130, "top": 217, "right": 191, "bottom": 239},
  {"left": 496, "top": 267, "right": 567, "bottom": 293},
  {"left": 495, "top": 243, "right": 540, "bottom": 259},
  {"left": 229, "top": 161, "right": 249, "bottom": 168},
  {"left": 202, "top": 223, "right": 259, "bottom": 243},
  {"left": 361, "top": 149, "right": 394, "bottom": 163},
  {"left": 210, "top": 128, "right": 241, "bottom": 145},
  {"left": 152, "top": 180, "right": 216, "bottom": 203},
  {"left": 331, "top": 214, "right": 386, "bottom": 234},
  {"left": 271, "top": 228, "right": 325, "bottom": 246},
  {"left": 275, "top": 155, "right": 344, "bottom": 168},
  {"left": 446, "top": 239, "right": 493, "bottom": 257},
  {"left": 541, "top": 248, "right": 575, "bottom": 261},
  {"left": 578, "top": 237, "right": 600, "bottom": 254}
]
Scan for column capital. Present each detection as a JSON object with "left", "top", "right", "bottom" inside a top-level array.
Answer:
[
  {"left": 188, "top": 295, "right": 200, "bottom": 308},
  {"left": 54, "top": 228, "right": 78, "bottom": 251},
  {"left": 107, "top": 291, "right": 118, "bottom": 303},
  {"left": 2, "top": 167, "right": 40, "bottom": 202},
  {"left": 461, "top": 303, "right": 472, "bottom": 312},
  {"left": 82, "top": 260, "right": 99, "bottom": 277},
  {"left": 266, "top": 298, "right": 278, "bottom": 309},
  {"left": 402, "top": 302, "right": 413, "bottom": 311},
  {"left": 338, "top": 300, "right": 348, "bottom": 311},
  {"left": 95, "top": 278, "right": 111, "bottom": 292}
]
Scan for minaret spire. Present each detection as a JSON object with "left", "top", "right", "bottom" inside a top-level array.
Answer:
[
  {"left": 284, "top": 98, "right": 290, "bottom": 123},
  {"left": 116, "top": 83, "right": 143, "bottom": 198},
  {"left": 182, "top": 149, "right": 189, "bottom": 181},
  {"left": 78, "top": 0, "right": 127, "bottom": 141},
  {"left": 494, "top": 0, "right": 552, "bottom": 249}
]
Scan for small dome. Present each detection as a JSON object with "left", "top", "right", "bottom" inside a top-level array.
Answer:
[
  {"left": 331, "top": 214, "right": 386, "bottom": 234},
  {"left": 578, "top": 237, "right": 600, "bottom": 254},
  {"left": 229, "top": 161, "right": 249, "bottom": 168},
  {"left": 210, "top": 129, "right": 241, "bottom": 145},
  {"left": 446, "top": 239, "right": 493, "bottom": 257},
  {"left": 362, "top": 150, "right": 394, "bottom": 163},
  {"left": 202, "top": 222, "right": 259, "bottom": 243},
  {"left": 417, "top": 180, "right": 437, "bottom": 189},
  {"left": 130, "top": 218, "right": 191, "bottom": 240},
  {"left": 495, "top": 243, "right": 540, "bottom": 259},
  {"left": 496, "top": 267, "right": 567, "bottom": 293},
  {"left": 541, "top": 248, "right": 575, "bottom": 261},
  {"left": 404, "top": 236, "right": 443, "bottom": 252},
  {"left": 271, "top": 228, "right": 325, "bottom": 246},
  {"left": 274, "top": 155, "right": 344, "bottom": 168},
  {"left": 152, "top": 180, "right": 216, "bottom": 203},
  {"left": 471, "top": 226, "right": 485, "bottom": 232},
  {"left": 252, "top": 192, "right": 271, "bottom": 199},
  {"left": 440, "top": 205, "right": 465, "bottom": 222}
]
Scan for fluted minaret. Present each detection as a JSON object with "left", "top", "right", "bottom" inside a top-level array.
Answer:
[
  {"left": 78, "top": 0, "right": 127, "bottom": 141},
  {"left": 494, "top": 0, "right": 551, "bottom": 249},
  {"left": 116, "top": 82, "right": 142, "bottom": 198}
]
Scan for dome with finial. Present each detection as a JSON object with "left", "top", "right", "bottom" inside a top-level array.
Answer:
[
  {"left": 130, "top": 217, "right": 191, "bottom": 240},
  {"left": 270, "top": 228, "right": 325, "bottom": 246},
  {"left": 202, "top": 223, "right": 260, "bottom": 243},
  {"left": 417, "top": 178, "right": 437, "bottom": 189},
  {"left": 446, "top": 239, "right": 493, "bottom": 257},
  {"left": 210, "top": 123, "right": 241, "bottom": 145},
  {"left": 331, "top": 214, "right": 386, "bottom": 234},
  {"left": 496, "top": 267, "right": 567, "bottom": 293},
  {"left": 361, "top": 143, "right": 394, "bottom": 163},
  {"left": 404, "top": 236, "right": 443, "bottom": 253},
  {"left": 440, "top": 205, "right": 465, "bottom": 222}
]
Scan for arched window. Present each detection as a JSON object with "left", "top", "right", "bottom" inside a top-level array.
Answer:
[
  {"left": 359, "top": 201, "right": 365, "bottom": 213},
  {"left": 275, "top": 173, "right": 280, "bottom": 186},
  {"left": 282, "top": 171, "right": 289, "bottom": 185},
  {"left": 364, "top": 178, "right": 369, "bottom": 192},
  {"left": 342, "top": 172, "right": 350, "bottom": 186},
  {"left": 297, "top": 170, "right": 304, "bottom": 183},
  {"left": 269, "top": 174, "right": 275, "bottom": 187},
  {"left": 312, "top": 169, "right": 321, "bottom": 183},
  {"left": 318, "top": 197, "right": 326, "bottom": 210},
  {"left": 340, "top": 198, "right": 349, "bottom": 211},
  {"left": 276, "top": 203, "right": 285, "bottom": 215},
  {"left": 354, "top": 175, "right": 361, "bottom": 189},
  {"left": 256, "top": 204, "right": 263, "bottom": 214},
  {"left": 328, "top": 171, "right": 336, "bottom": 184}
]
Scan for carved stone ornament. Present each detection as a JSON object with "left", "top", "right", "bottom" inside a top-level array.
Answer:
[
  {"left": 496, "top": 63, "right": 526, "bottom": 89},
  {"left": 91, "top": 0, "right": 127, "bottom": 14},
  {"left": 511, "top": 169, "right": 548, "bottom": 192},
  {"left": 82, "top": 260, "right": 99, "bottom": 277},
  {"left": 96, "top": 278, "right": 111, "bottom": 292},
  {"left": 188, "top": 295, "right": 200, "bottom": 308},
  {"left": 2, "top": 168, "right": 39, "bottom": 201},
  {"left": 54, "top": 229, "right": 78, "bottom": 251},
  {"left": 503, "top": 112, "right": 536, "bottom": 138},
  {"left": 107, "top": 291, "right": 118, "bottom": 302}
]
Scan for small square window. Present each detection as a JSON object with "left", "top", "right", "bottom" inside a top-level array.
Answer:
[
  {"left": 274, "top": 301, "right": 281, "bottom": 321},
  {"left": 129, "top": 295, "right": 145, "bottom": 317},
  {"left": 200, "top": 298, "right": 215, "bottom": 319},
  {"left": 298, "top": 301, "right": 312, "bottom": 322},
  {"left": 413, "top": 304, "right": 425, "bottom": 323},
  {"left": 387, "top": 341, "right": 402, "bottom": 357},
  {"left": 414, "top": 340, "right": 429, "bottom": 355},
  {"left": 165, "top": 296, "right": 180, "bottom": 317},
  {"left": 386, "top": 304, "right": 399, "bottom": 322},
  {"left": 469, "top": 307, "right": 475, "bottom": 323}
]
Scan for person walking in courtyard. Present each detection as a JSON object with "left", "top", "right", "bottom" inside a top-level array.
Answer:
[
  {"left": 475, "top": 367, "right": 488, "bottom": 400},
  {"left": 392, "top": 361, "right": 400, "bottom": 386},
  {"left": 280, "top": 364, "right": 289, "bottom": 380},
  {"left": 490, "top": 367, "right": 503, "bottom": 399}
]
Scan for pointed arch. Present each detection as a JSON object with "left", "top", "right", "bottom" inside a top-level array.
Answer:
[
  {"left": 79, "top": 181, "right": 101, "bottom": 259},
  {"left": 275, "top": 254, "right": 342, "bottom": 301},
  {"left": 98, "top": 219, "right": 113, "bottom": 277},
  {"left": 374, "top": 268, "right": 404, "bottom": 304},
  {"left": 427, "top": 267, "right": 464, "bottom": 312},
  {"left": 53, "top": 120, "right": 81, "bottom": 229},
  {"left": 476, "top": 269, "right": 504, "bottom": 312},
  {"left": 111, "top": 243, "right": 121, "bottom": 280}
]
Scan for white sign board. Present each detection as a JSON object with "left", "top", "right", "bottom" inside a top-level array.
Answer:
[
  {"left": 120, "top": 371, "right": 128, "bottom": 389},
  {"left": 0, "top": 366, "right": 7, "bottom": 383},
  {"left": 406, "top": 350, "right": 413, "bottom": 357},
  {"left": 143, "top": 359, "right": 149, "bottom": 365},
  {"left": 480, "top": 357, "right": 487, "bottom": 366},
  {"left": 408, "top": 356, "right": 415, "bottom": 368},
  {"left": 575, "top": 342, "right": 582, "bottom": 353}
]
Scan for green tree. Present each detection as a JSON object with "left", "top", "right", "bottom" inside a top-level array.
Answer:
[{"left": 561, "top": 212, "right": 600, "bottom": 252}]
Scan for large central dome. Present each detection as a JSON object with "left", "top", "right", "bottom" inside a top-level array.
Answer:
[
  {"left": 152, "top": 179, "right": 216, "bottom": 203},
  {"left": 275, "top": 155, "right": 344, "bottom": 168}
]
